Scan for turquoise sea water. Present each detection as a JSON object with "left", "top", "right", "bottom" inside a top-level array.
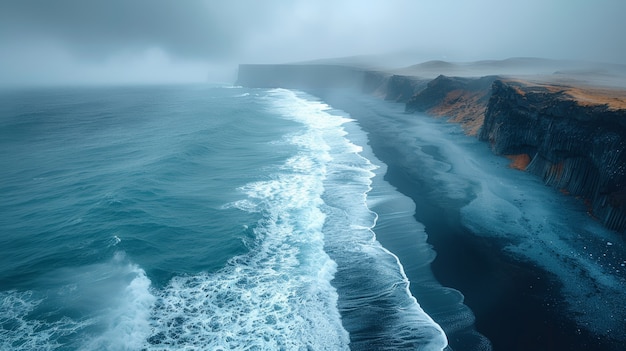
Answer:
[{"left": 0, "top": 85, "right": 446, "bottom": 350}]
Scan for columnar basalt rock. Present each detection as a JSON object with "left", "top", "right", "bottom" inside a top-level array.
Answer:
[{"left": 479, "top": 80, "right": 626, "bottom": 231}]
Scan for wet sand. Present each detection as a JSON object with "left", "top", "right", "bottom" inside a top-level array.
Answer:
[{"left": 381, "top": 159, "right": 613, "bottom": 351}]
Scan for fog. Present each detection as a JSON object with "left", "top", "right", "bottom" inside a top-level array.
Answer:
[{"left": 1, "top": 0, "right": 625, "bottom": 86}]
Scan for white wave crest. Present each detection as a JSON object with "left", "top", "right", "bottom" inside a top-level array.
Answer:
[{"left": 143, "top": 88, "right": 351, "bottom": 350}]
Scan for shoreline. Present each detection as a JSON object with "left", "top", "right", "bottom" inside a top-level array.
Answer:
[
  {"left": 370, "top": 114, "right": 619, "bottom": 351},
  {"left": 315, "top": 90, "right": 620, "bottom": 351},
  {"left": 402, "top": 173, "right": 613, "bottom": 351}
]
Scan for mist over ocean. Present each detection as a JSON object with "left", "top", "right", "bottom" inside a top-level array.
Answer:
[{"left": 1, "top": 84, "right": 624, "bottom": 351}]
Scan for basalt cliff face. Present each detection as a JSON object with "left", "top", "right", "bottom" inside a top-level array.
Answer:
[
  {"left": 383, "top": 75, "right": 429, "bottom": 102},
  {"left": 404, "top": 74, "right": 626, "bottom": 231},
  {"left": 403, "top": 74, "right": 626, "bottom": 231},
  {"left": 236, "top": 63, "right": 626, "bottom": 232},
  {"left": 479, "top": 79, "right": 626, "bottom": 231}
]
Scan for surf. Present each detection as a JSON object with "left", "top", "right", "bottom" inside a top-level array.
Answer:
[{"left": 0, "top": 85, "right": 449, "bottom": 350}]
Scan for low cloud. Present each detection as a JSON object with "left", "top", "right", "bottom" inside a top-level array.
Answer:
[{"left": 1, "top": 0, "right": 624, "bottom": 85}]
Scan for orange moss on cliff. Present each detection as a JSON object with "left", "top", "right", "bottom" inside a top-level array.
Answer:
[
  {"left": 502, "top": 78, "right": 626, "bottom": 111},
  {"left": 563, "top": 87, "right": 626, "bottom": 110},
  {"left": 407, "top": 74, "right": 626, "bottom": 142},
  {"left": 427, "top": 89, "right": 487, "bottom": 136},
  {"left": 505, "top": 154, "right": 531, "bottom": 170}
]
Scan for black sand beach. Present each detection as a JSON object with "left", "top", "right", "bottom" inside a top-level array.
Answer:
[
  {"left": 380, "top": 153, "right": 615, "bottom": 351},
  {"left": 316, "top": 90, "right": 621, "bottom": 351}
]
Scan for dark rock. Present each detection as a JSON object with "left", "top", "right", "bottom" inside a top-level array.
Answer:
[
  {"left": 479, "top": 80, "right": 626, "bottom": 231},
  {"left": 384, "top": 75, "right": 429, "bottom": 102},
  {"left": 406, "top": 75, "right": 497, "bottom": 113},
  {"left": 362, "top": 71, "right": 390, "bottom": 95}
]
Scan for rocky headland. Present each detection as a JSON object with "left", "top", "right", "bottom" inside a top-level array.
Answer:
[
  {"left": 480, "top": 79, "right": 626, "bottom": 230},
  {"left": 402, "top": 72, "right": 626, "bottom": 231}
]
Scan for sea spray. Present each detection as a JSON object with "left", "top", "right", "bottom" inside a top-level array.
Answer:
[
  {"left": 0, "top": 253, "right": 155, "bottom": 351},
  {"left": 144, "top": 88, "right": 350, "bottom": 350},
  {"left": 270, "top": 89, "right": 449, "bottom": 350}
]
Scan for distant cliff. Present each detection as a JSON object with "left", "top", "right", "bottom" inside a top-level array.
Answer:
[
  {"left": 383, "top": 75, "right": 429, "bottom": 102},
  {"left": 236, "top": 63, "right": 626, "bottom": 232}
]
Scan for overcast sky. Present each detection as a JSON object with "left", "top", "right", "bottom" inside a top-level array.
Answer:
[{"left": 1, "top": 0, "right": 625, "bottom": 85}]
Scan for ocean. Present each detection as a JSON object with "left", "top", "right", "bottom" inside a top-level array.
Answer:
[
  {"left": 0, "top": 85, "right": 447, "bottom": 350},
  {"left": 2, "top": 84, "right": 625, "bottom": 351}
]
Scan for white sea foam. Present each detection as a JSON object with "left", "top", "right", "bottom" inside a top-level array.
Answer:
[
  {"left": 0, "top": 88, "right": 452, "bottom": 350},
  {"left": 218, "top": 85, "right": 243, "bottom": 89},
  {"left": 81, "top": 253, "right": 156, "bottom": 351},
  {"left": 109, "top": 235, "right": 122, "bottom": 247},
  {"left": 0, "top": 290, "right": 77, "bottom": 351},
  {"left": 269, "top": 89, "right": 448, "bottom": 349},
  {"left": 320, "top": 117, "right": 449, "bottom": 349},
  {"left": 144, "top": 89, "right": 350, "bottom": 350},
  {"left": 0, "top": 253, "right": 155, "bottom": 351},
  {"left": 144, "top": 88, "right": 447, "bottom": 350}
]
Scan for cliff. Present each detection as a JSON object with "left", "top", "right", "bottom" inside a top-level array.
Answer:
[
  {"left": 385, "top": 72, "right": 626, "bottom": 232},
  {"left": 479, "top": 79, "right": 626, "bottom": 231},
  {"left": 406, "top": 75, "right": 498, "bottom": 135},
  {"left": 235, "top": 63, "right": 626, "bottom": 232},
  {"left": 384, "top": 75, "right": 429, "bottom": 102}
]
